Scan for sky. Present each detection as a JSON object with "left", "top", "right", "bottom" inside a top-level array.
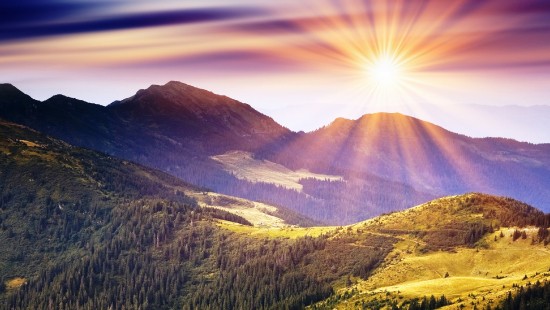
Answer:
[{"left": 1, "top": 0, "right": 550, "bottom": 141}]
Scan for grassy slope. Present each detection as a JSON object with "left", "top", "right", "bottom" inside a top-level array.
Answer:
[
  {"left": 0, "top": 120, "right": 392, "bottom": 309},
  {"left": 0, "top": 120, "right": 311, "bottom": 229},
  {"left": 313, "top": 193, "right": 550, "bottom": 309},
  {"left": 353, "top": 229, "right": 550, "bottom": 309},
  {"left": 217, "top": 220, "right": 337, "bottom": 239},
  {"left": 211, "top": 150, "right": 342, "bottom": 191},
  {"left": 192, "top": 192, "right": 287, "bottom": 227},
  {"left": 3, "top": 120, "right": 549, "bottom": 309},
  {"left": 0, "top": 121, "right": 289, "bottom": 291}
]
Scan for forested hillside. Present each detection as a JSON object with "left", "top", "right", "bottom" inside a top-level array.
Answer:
[
  {"left": 2, "top": 83, "right": 548, "bottom": 224},
  {"left": 0, "top": 120, "right": 393, "bottom": 309},
  {"left": 2, "top": 122, "right": 550, "bottom": 309}
]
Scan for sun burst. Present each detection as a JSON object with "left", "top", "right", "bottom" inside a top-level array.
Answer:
[{"left": 367, "top": 54, "right": 403, "bottom": 87}]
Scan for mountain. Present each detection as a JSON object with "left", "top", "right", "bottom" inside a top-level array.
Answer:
[
  {"left": 1, "top": 82, "right": 550, "bottom": 225},
  {"left": 0, "top": 82, "right": 434, "bottom": 224},
  {"left": 0, "top": 81, "right": 290, "bottom": 161},
  {"left": 110, "top": 81, "right": 290, "bottom": 152},
  {"left": 264, "top": 101, "right": 550, "bottom": 144},
  {"left": 261, "top": 112, "right": 550, "bottom": 210},
  {"left": 0, "top": 82, "right": 326, "bottom": 218}
]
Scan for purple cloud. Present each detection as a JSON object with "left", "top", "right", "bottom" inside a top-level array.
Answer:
[{"left": 0, "top": 2, "right": 262, "bottom": 42}]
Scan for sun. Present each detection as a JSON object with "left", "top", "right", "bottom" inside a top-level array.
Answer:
[{"left": 366, "top": 54, "right": 403, "bottom": 88}]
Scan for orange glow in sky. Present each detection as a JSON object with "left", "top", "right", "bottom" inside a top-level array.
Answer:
[{"left": 1, "top": 0, "right": 550, "bottom": 141}]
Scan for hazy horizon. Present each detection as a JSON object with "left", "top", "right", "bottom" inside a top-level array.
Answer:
[
  {"left": 5, "top": 80, "right": 550, "bottom": 144},
  {"left": 0, "top": 0, "right": 550, "bottom": 119},
  {"left": 2, "top": 0, "right": 550, "bottom": 142}
]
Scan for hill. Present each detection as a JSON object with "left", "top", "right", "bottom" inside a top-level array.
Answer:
[
  {"left": 1, "top": 82, "right": 550, "bottom": 225},
  {"left": 0, "top": 120, "right": 390, "bottom": 309},
  {"left": 0, "top": 118, "right": 305, "bottom": 280},
  {"left": 313, "top": 193, "right": 550, "bottom": 309},
  {"left": 1, "top": 128, "right": 549, "bottom": 309}
]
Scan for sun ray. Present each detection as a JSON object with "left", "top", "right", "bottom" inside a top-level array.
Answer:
[{"left": 242, "top": 0, "right": 549, "bottom": 208}]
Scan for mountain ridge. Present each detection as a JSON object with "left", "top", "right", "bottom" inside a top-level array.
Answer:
[
  {"left": 108, "top": 80, "right": 290, "bottom": 137},
  {"left": 3, "top": 82, "right": 550, "bottom": 144},
  {"left": 0, "top": 84, "right": 36, "bottom": 103},
  {"left": 265, "top": 101, "right": 550, "bottom": 144},
  {"left": 260, "top": 110, "right": 550, "bottom": 211},
  {"left": 1, "top": 81, "right": 549, "bottom": 224}
]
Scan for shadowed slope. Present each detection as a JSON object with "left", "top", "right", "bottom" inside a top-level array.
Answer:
[
  {"left": 109, "top": 81, "right": 292, "bottom": 154},
  {"left": 0, "top": 120, "right": 393, "bottom": 309},
  {"left": 1, "top": 83, "right": 550, "bottom": 224},
  {"left": 262, "top": 113, "right": 550, "bottom": 210}
]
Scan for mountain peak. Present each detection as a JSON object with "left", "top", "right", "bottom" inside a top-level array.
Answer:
[
  {"left": 357, "top": 112, "right": 428, "bottom": 125},
  {"left": 371, "top": 193, "right": 543, "bottom": 230},
  {"left": 142, "top": 80, "right": 211, "bottom": 95},
  {"left": 0, "top": 83, "right": 36, "bottom": 104},
  {"left": 45, "top": 94, "right": 71, "bottom": 101},
  {"left": 43, "top": 94, "right": 98, "bottom": 108},
  {"left": 323, "top": 113, "right": 435, "bottom": 133},
  {"left": 0, "top": 83, "right": 19, "bottom": 92},
  {"left": 163, "top": 80, "right": 195, "bottom": 89},
  {"left": 104, "top": 81, "right": 291, "bottom": 153},
  {"left": 319, "top": 111, "right": 455, "bottom": 139},
  {"left": 108, "top": 80, "right": 236, "bottom": 111}
]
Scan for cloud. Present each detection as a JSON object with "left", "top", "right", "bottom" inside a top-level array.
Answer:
[
  {"left": 122, "top": 50, "right": 308, "bottom": 73},
  {"left": 0, "top": 0, "right": 97, "bottom": 27},
  {"left": 230, "top": 17, "right": 311, "bottom": 35},
  {"left": 0, "top": 2, "right": 261, "bottom": 42},
  {"left": 493, "top": 0, "right": 550, "bottom": 15}
]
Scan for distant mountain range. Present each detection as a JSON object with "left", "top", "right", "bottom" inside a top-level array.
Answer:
[
  {"left": 264, "top": 102, "right": 550, "bottom": 144},
  {"left": 261, "top": 112, "right": 550, "bottom": 204},
  {"left": 1, "top": 81, "right": 549, "bottom": 224}
]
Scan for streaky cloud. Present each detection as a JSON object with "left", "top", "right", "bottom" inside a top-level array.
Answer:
[
  {"left": 0, "top": 6, "right": 262, "bottom": 42},
  {"left": 0, "top": 0, "right": 98, "bottom": 27},
  {"left": 120, "top": 50, "right": 307, "bottom": 73}
]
